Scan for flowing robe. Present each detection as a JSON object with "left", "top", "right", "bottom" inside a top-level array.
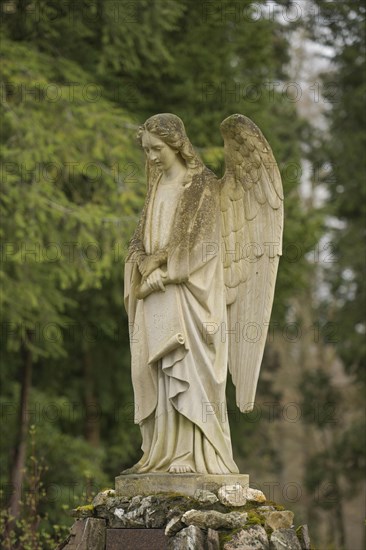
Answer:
[{"left": 124, "top": 167, "right": 238, "bottom": 474}]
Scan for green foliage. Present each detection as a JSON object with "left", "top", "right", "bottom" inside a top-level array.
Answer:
[
  {"left": 0, "top": 385, "right": 111, "bottom": 517},
  {"left": 1, "top": 36, "right": 144, "bottom": 357},
  {"left": 297, "top": 8, "right": 366, "bottom": 543},
  {"left": 309, "top": 0, "right": 366, "bottom": 382},
  {"left": 0, "top": 32, "right": 143, "bottom": 533},
  {"left": 300, "top": 369, "right": 339, "bottom": 428},
  {"left": 0, "top": 426, "right": 70, "bottom": 549}
]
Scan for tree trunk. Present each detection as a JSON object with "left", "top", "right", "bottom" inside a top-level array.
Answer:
[
  {"left": 96, "top": 0, "right": 105, "bottom": 50},
  {"left": 12, "top": 0, "right": 29, "bottom": 39},
  {"left": 8, "top": 335, "right": 33, "bottom": 519},
  {"left": 331, "top": 473, "right": 346, "bottom": 549},
  {"left": 82, "top": 348, "right": 100, "bottom": 447}
]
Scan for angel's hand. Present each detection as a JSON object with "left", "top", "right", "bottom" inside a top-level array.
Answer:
[
  {"left": 146, "top": 268, "right": 167, "bottom": 292},
  {"left": 139, "top": 255, "right": 162, "bottom": 278}
]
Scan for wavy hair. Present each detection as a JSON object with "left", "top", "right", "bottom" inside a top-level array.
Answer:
[{"left": 137, "top": 113, "right": 203, "bottom": 185}]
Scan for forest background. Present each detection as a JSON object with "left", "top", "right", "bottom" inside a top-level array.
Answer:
[{"left": 0, "top": 1, "right": 365, "bottom": 549}]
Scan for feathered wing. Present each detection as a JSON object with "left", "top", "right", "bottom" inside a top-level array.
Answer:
[{"left": 220, "top": 114, "right": 283, "bottom": 412}]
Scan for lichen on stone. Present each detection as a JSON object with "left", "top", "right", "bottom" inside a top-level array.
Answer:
[{"left": 71, "top": 503, "right": 95, "bottom": 518}]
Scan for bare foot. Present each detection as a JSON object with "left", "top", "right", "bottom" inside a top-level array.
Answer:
[{"left": 168, "top": 464, "right": 194, "bottom": 474}]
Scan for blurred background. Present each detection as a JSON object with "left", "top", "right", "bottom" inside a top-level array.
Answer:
[{"left": 0, "top": 1, "right": 365, "bottom": 548}]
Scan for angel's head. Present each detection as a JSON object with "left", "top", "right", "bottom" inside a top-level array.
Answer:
[{"left": 137, "top": 113, "right": 202, "bottom": 179}]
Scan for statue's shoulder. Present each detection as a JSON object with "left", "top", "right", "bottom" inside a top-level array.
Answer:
[
  {"left": 201, "top": 165, "right": 219, "bottom": 182},
  {"left": 189, "top": 166, "right": 219, "bottom": 192}
]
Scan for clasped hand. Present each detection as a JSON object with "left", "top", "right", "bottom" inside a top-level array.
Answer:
[
  {"left": 139, "top": 255, "right": 163, "bottom": 279},
  {"left": 146, "top": 268, "right": 167, "bottom": 292}
]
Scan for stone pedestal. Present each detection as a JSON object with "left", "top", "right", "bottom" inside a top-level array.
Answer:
[
  {"left": 61, "top": 482, "right": 312, "bottom": 550},
  {"left": 115, "top": 473, "right": 249, "bottom": 498}
]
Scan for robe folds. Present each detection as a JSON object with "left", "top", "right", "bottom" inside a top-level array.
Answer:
[{"left": 124, "top": 167, "right": 239, "bottom": 474}]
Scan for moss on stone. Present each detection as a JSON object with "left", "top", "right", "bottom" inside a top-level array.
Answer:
[
  {"left": 296, "top": 524, "right": 315, "bottom": 550},
  {"left": 245, "top": 510, "right": 265, "bottom": 526},
  {"left": 76, "top": 504, "right": 94, "bottom": 511},
  {"left": 265, "top": 500, "right": 285, "bottom": 511},
  {"left": 71, "top": 504, "right": 96, "bottom": 519},
  {"left": 218, "top": 527, "right": 242, "bottom": 547}
]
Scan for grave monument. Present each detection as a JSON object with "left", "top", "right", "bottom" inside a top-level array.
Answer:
[{"left": 117, "top": 112, "right": 283, "bottom": 492}]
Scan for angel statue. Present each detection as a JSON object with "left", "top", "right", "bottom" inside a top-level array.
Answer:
[{"left": 123, "top": 113, "right": 283, "bottom": 475}]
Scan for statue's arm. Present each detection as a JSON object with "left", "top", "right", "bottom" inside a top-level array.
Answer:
[
  {"left": 128, "top": 235, "right": 167, "bottom": 280},
  {"left": 138, "top": 249, "right": 168, "bottom": 279}
]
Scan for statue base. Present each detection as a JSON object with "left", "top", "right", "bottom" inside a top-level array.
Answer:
[
  {"left": 61, "top": 483, "right": 312, "bottom": 550},
  {"left": 115, "top": 472, "right": 249, "bottom": 498}
]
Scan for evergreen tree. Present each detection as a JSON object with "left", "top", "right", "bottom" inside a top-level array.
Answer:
[
  {"left": 309, "top": 0, "right": 366, "bottom": 382},
  {"left": 0, "top": 36, "right": 143, "bottom": 523}
]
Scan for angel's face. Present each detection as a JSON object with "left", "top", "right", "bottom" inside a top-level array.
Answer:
[{"left": 141, "top": 131, "right": 178, "bottom": 173}]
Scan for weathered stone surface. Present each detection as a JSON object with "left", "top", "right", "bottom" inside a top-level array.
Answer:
[
  {"left": 182, "top": 509, "right": 247, "bottom": 530},
  {"left": 89, "top": 490, "right": 130, "bottom": 520},
  {"left": 106, "top": 528, "right": 168, "bottom": 549},
  {"left": 82, "top": 518, "right": 106, "bottom": 550},
  {"left": 247, "top": 488, "right": 266, "bottom": 503},
  {"left": 296, "top": 524, "right": 311, "bottom": 550},
  {"left": 145, "top": 503, "right": 167, "bottom": 528},
  {"left": 60, "top": 519, "right": 85, "bottom": 549},
  {"left": 87, "top": 493, "right": 195, "bottom": 528},
  {"left": 62, "top": 518, "right": 106, "bottom": 550},
  {"left": 165, "top": 515, "right": 186, "bottom": 536},
  {"left": 194, "top": 489, "right": 219, "bottom": 504},
  {"left": 218, "top": 483, "right": 247, "bottom": 506},
  {"left": 110, "top": 506, "right": 145, "bottom": 528},
  {"left": 92, "top": 489, "right": 115, "bottom": 507},
  {"left": 59, "top": 491, "right": 311, "bottom": 550},
  {"left": 265, "top": 510, "right": 294, "bottom": 531},
  {"left": 115, "top": 473, "right": 249, "bottom": 498},
  {"left": 224, "top": 525, "right": 269, "bottom": 550},
  {"left": 168, "top": 525, "right": 205, "bottom": 550},
  {"left": 128, "top": 494, "right": 143, "bottom": 510},
  {"left": 113, "top": 508, "right": 125, "bottom": 519},
  {"left": 257, "top": 505, "right": 275, "bottom": 512},
  {"left": 70, "top": 506, "right": 95, "bottom": 519},
  {"left": 139, "top": 496, "right": 161, "bottom": 525},
  {"left": 270, "top": 529, "right": 302, "bottom": 550},
  {"left": 207, "top": 528, "right": 220, "bottom": 550},
  {"left": 110, "top": 496, "right": 160, "bottom": 528}
]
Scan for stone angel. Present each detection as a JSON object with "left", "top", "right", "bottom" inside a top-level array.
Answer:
[{"left": 123, "top": 113, "right": 283, "bottom": 475}]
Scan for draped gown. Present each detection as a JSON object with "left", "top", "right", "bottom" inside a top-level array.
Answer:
[{"left": 124, "top": 168, "right": 239, "bottom": 474}]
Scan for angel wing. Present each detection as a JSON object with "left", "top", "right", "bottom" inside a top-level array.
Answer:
[{"left": 220, "top": 114, "right": 283, "bottom": 413}]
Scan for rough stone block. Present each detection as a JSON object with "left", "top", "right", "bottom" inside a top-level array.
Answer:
[
  {"left": 207, "top": 528, "right": 220, "bottom": 550},
  {"left": 62, "top": 518, "right": 106, "bottom": 550},
  {"left": 59, "top": 519, "right": 84, "bottom": 549},
  {"left": 194, "top": 489, "right": 219, "bottom": 504},
  {"left": 182, "top": 509, "right": 247, "bottom": 530},
  {"left": 297, "top": 524, "right": 311, "bottom": 550},
  {"left": 168, "top": 525, "right": 205, "bottom": 550},
  {"left": 223, "top": 525, "right": 269, "bottom": 550},
  {"left": 165, "top": 515, "right": 186, "bottom": 536},
  {"left": 246, "top": 488, "right": 266, "bottom": 503},
  {"left": 218, "top": 483, "right": 247, "bottom": 506},
  {"left": 265, "top": 510, "right": 294, "bottom": 530},
  {"left": 270, "top": 528, "right": 302, "bottom": 550}
]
